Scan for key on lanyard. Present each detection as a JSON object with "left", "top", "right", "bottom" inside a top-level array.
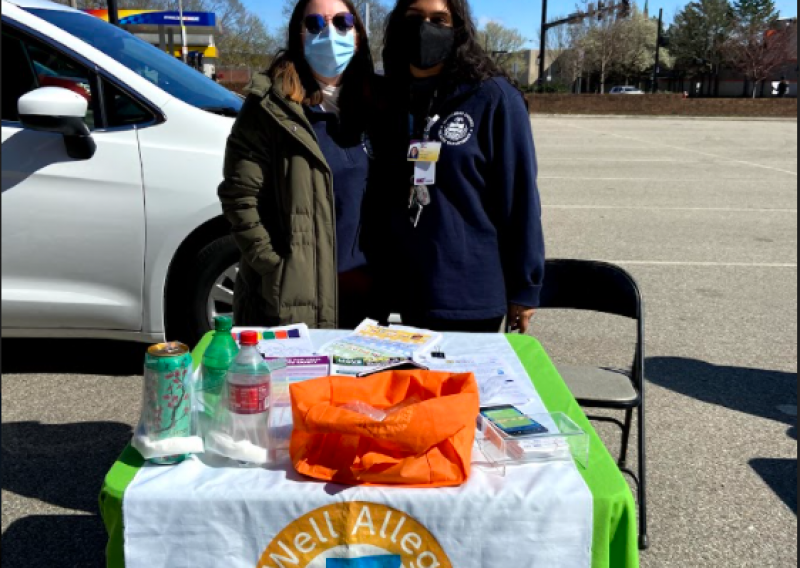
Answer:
[
  {"left": 409, "top": 185, "right": 430, "bottom": 228},
  {"left": 412, "top": 201, "right": 423, "bottom": 228}
]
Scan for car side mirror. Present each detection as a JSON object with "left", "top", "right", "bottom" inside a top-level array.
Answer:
[{"left": 18, "top": 87, "right": 97, "bottom": 160}]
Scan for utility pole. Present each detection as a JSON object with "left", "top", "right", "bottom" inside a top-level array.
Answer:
[
  {"left": 538, "top": 0, "right": 549, "bottom": 92},
  {"left": 107, "top": 0, "right": 120, "bottom": 26},
  {"left": 652, "top": 8, "right": 663, "bottom": 94},
  {"left": 69, "top": 0, "right": 77, "bottom": 8},
  {"left": 178, "top": 0, "right": 188, "bottom": 63}
]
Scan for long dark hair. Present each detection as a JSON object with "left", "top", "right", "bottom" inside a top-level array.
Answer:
[
  {"left": 269, "top": 0, "right": 374, "bottom": 137},
  {"left": 382, "top": 0, "right": 509, "bottom": 87}
]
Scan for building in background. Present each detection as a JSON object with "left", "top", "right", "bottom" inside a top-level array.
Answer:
[
  {"left": 86, "top": 9, "right": 219, "bottom": 78},
  {"left": 507, "top": 50, "right": 561, "bottom": 89}
]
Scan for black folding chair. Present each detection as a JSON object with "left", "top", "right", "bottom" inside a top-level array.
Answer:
[{"left": 538, "top": 259, "right": 649, "bottom": 551}]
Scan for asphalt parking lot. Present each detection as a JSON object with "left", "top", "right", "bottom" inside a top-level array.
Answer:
[{"left": 2, "top": 115, "right": 798, "bottom": 567}]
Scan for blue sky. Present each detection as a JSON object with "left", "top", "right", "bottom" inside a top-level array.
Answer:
[{"left": 247, "top": 0, "right": 799, "bottom": 46}]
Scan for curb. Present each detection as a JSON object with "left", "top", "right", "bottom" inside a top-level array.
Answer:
[{"left": 529, "top": 114, "right": 798, "bottom": 122}]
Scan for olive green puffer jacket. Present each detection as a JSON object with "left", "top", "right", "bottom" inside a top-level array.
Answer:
[{"left": 218, "top": 73, "right": 337, "bottom": 329}]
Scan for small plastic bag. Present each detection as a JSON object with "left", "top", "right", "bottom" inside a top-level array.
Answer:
[
  {"left": 338, "top": 401, "right": 389, "bottom": 422},
  {"left": 336, "top": 396, "right": 422, "bottom": 423},
  {"left": 205, "top": 384, "right": 269, "bottom": 466},
  {"left": 205, "top": 362, "right": 289, "bottom": 467},
  {"left": 133, "top": 356, "right": 204, "bottom": 464}
]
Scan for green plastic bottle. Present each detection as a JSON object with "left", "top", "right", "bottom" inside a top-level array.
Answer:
[{"left": 200, "top": 316, "right": 240, "bottom": 428}]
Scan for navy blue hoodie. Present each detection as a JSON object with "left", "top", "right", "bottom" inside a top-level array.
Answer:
[
  {"left": 365, "top": 77, "right": 545, "bottom": 320},
  {"left": 306, "top": 106, "right": 370, "bottom": 274}
]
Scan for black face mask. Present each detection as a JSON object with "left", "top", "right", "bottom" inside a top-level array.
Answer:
[{"left": 404, "top": 19, "right": 455, "bottom": 71}]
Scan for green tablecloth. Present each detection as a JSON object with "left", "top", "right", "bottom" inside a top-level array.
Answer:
[{"left": 99, "top": 334, "right": 639, "bottom": 568}]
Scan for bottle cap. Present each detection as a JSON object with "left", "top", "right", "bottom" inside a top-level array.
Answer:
[
  {"left": 214, "top": 316, "right": 233, "bottom": 332},
  {"left": 239, "top": 331, "right": 259, "bottom": 346}
]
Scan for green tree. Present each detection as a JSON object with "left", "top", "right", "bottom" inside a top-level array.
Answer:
[
  {"left": 669, "top": 0, "right": 733, "bottom": 67},
  {"left": 668, "top": 0, "right": 734, "bottom": 93},
  {"left": 733, "top": 0, "right": 780, "bottom": 28}
]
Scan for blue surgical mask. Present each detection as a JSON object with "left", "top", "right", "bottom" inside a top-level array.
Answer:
[{"left": 304, "top": 26, "right": 356, "bottom": 79}]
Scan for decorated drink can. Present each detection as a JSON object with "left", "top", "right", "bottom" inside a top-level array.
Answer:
[{"left": 143, "top": 342, "right": 194, "bottom": 465}]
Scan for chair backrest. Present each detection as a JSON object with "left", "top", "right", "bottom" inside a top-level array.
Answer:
[{"left": 539, "top": 259, "right": 643, "bottom": 321}]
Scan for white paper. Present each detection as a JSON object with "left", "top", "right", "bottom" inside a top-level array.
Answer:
[
  {"left": 231, "top": 324, "right": 316, "bottom": 359},
  {"left": 413, "top": 161, "right": 436, "bottom": 185},
  {"left": 417, "top": 355, "right": 532, "bottom": 406}
]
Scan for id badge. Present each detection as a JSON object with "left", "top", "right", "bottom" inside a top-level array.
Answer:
[
  {"left": 408, "top": 141, "right": 443, "bottom": 163},
  {"left": 413, "top": 161, "right": 436, "bottom": 186}
]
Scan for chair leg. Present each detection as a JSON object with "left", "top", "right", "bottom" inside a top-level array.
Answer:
[
  {"left": 637, "top": 403, "right": 649, "bottom": 551},
  {"left": 618, "top": 408, "right": 634, "bottom": 469}
]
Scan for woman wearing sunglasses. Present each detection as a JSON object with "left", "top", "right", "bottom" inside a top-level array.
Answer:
[
  {"left": 365, "top": 0, "right": 545, "bottom": 333},
  {"left": 219, "top": 0, "right": 377, "bottom": 329}
]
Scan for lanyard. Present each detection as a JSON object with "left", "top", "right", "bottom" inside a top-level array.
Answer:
[{"left": 409, "top": 90, "right": 440, "bottom": 141}]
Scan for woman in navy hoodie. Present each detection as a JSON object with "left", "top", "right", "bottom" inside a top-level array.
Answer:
[{"left": 365, "top": 0, "right": 545, "bottom": 333}]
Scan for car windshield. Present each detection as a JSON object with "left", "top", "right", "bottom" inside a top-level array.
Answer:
[{"left": 27, "top": 8, "right": 242, "bottom": 116}]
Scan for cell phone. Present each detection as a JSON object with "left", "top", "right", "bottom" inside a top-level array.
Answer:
[{"left": 480, "top": 405, "right": 549, "bottom": 437}]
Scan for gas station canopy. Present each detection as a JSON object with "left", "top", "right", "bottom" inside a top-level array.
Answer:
[{"left": 86, "top": 9, "right": 220, "bottom": 62}]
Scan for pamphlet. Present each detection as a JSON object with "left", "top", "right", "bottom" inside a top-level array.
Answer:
[
  {"left": 263, "top": 356, "right": 331, "bottom": 385},
  {"left": 319, "top": 319, "right": 443, "bottom": 375}
]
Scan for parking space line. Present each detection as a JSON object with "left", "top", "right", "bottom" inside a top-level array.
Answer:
[
  {"left": 561, "top": 123, "right": 799, "bottom": 177},
  {"left": 605, "top": 260, "right": 798, "bottom": 268},
  {"left": 543, "top": 205, "right": 798, "bottom": 213},
  {"left": 539, "top": 176, "right": 793, "bottom": 182},
  {"left": 544, "top": 157, "right": 703, "bottom": 162}
]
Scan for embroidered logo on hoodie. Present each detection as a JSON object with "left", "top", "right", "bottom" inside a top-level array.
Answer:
[{"left": 439, "top": 112, "right": 475, "bottom": 146}]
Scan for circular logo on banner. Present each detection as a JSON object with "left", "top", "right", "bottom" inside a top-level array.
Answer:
[
  {"left": 257, "top": 502, "right": 453, "bottom": 568},
  {"left": 439, "top": 112, "right": 475, "bottom": 146}
]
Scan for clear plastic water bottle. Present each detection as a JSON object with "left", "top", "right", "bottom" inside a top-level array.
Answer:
[{"left": 206, "top": 330, "right": 272, "bottom": 466}]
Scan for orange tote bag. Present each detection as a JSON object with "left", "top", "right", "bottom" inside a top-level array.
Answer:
[{"left": 290, "top": 371, "right": 480, "bottom": 487}]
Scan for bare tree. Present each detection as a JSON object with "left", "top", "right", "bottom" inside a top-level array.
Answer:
[
  {"left": 559, "top": 20, "right": 591, "bottom": 91},
  {"left": 546, "top": 21, "right": 575, "bottom": 84},
  {"left": 723, "top": 20, "right": 794, "bottom": 97},
  {"left": 353, "top": 0, "right": 390, "bottom": 63}
]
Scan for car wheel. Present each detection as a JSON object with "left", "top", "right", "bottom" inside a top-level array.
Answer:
[{"left": 173, "top": 235, "right": 240, "bottom": 345}]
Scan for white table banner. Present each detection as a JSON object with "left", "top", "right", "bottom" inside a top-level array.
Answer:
[{"left": 123, "top": 333, "right": 593, "bottom": 568}]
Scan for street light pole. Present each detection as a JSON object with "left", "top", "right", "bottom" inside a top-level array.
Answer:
[
  {"left": 178, "top": 0, "right": 189, "bottom": 63},
  {"left": 538, "top": 0, "right": 549, "bottom": 92},
  {"left": 651, "top": 8, "right": 663, "bottom": 94},
  {"left": 107, "top": 0, "right": 120, "bottom": 26}
]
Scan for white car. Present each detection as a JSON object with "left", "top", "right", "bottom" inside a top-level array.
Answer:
[
  {"left": 609, "top": 86, "right": 645, "bottom": 95},
  {"left": 2, "top": 0, "right": 243, "bottom": 345}
]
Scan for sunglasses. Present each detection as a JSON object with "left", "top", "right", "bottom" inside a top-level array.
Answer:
[{"left": 304, "top": 12, "right": 356, "bottom": 35}]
